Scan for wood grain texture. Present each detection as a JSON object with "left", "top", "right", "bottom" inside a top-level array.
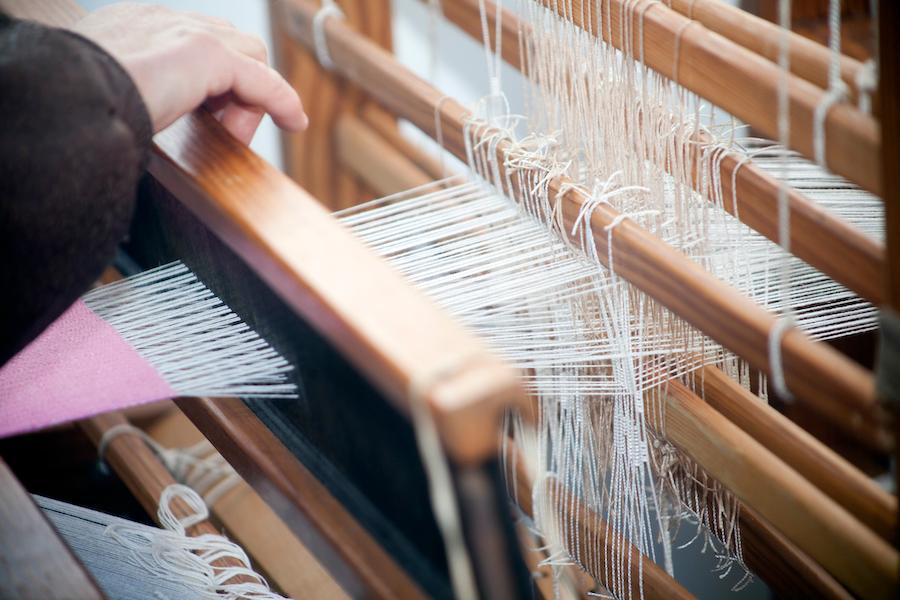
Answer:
[
  {"left": 271, "top": 0, "right": 394, "bottom": 209},
  {"left": 0, "top": 458, "right": 105, "bottom": 600},
  {"left": 738, "top": 504, "right": 854, "bottom": 600},
  {"left": 145, "top": 408, "right": 350, "bottom": 600},
  {"left": 669, "top": 0, "right": 868, "bottom": 103},
  {"left": 177, "top": 397, "right": 428, "bottom": 600},
  {"left": 437, "top": 0, "right": 884, "bottom": 304},
  {"left": 655, "top": 381, "right": 898, "bottom": 600},
  {"left": 542, "top": 0, "right": 882, "bottom": 195},
  {"left": 281, "top": 0, "right": 886, "bottom": 447},
  {"left": 148, "top": 111, "right": 526, "bottom": 463},
  {"left": 700, "top": 364, "right": 896, "bottom": 540}
]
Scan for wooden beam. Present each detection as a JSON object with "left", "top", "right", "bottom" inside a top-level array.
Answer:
[
  {"left": 739, "top": 504, "right": 854, "bottom": 600},
  {"left": 178, "top": 397, "right": 428, "bottom": 600},
  {"left": 151, "top": 111, "right": 526, "bottom": 464},
  {"left": 669, "top": 0, "right": 868, "bottom": 104},
  {"left": 270, "top": 0, "right": 395, "bottom": 209},
  {"left": 79, "top": 412, "right": 259, "bottom": 584},
  {"left": 436, "top": 0, "right": 884, "bottom": 305},
  {"left": 654, "top": 380, "right": 897, "bottom": 600},
  {"left": 700, "top": 364, "right": 896, "bottom": 540},
  {"left": 335, "top": 115, "right": 432, "bottom": 194},
  {"left": 284, "top": 0, "right": 888, "bottom": 449},
  {"left": 540, "top": 0, "right": 881, "bottom": 195},
  {"left": 0, "top": 458, "right": 105, "bottom": 600},
  {"left": 144, "top": 408, "right": 350, "bottom": 600}
]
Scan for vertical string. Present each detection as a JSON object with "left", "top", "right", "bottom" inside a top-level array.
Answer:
[
  {"left": 812, "top": 0, "right": 849, "bottom": 167},
  {"left": 769, "top": 0, "right": 795, "bottom": 401}
]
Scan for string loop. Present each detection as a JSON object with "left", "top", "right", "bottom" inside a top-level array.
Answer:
[{"left": 313, "top": 0, "right": 344, "bottom": 71}]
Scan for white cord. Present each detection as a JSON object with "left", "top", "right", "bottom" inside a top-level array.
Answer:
[
  {"left": 313, "top": 0, "right": 344, "bottom": 71},
  {"left": 409, "top": 357, "right": 482, "bottom": 600},
  {"left": 768, "top": 316, "right": 795, "bottom": 401},
  {"left": 812, "top": 0, "right": 849, "bottom": 167}
]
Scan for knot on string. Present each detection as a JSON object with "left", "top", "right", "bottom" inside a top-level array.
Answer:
[
  {"left": 408, "top": 354, "right": 486, "bottom": 600},
  {"left": 855, "top": 59, "right": 877, "bottom": 115},
  {"left": 812, "top": 79, "right": 849, "bottom": 167},
  {"left": 313, "top": 0, "right": 344, "bottom": 71},
  {"left": 767, "top": 315, "right": 795, "bottom": 401}
]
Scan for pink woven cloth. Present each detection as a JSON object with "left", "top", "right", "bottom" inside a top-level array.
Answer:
[{"left": 0, "top": 300, "right": 175, "bottom": 438}]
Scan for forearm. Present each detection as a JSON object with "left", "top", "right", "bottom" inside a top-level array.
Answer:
[{"left": 0, "top": 15, "right": 152, "bottom": 364}]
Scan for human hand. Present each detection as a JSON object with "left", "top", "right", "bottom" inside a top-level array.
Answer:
[{"left": 73, "top": 3, "right": 308, "bottom": 144}]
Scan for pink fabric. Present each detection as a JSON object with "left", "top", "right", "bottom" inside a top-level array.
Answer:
[{"left": 0, "top": 300, "right": 175, "bottom": 438}]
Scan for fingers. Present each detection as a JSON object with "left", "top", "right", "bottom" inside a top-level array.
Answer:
[
  {"left": 208, "top": 51, "right": 308, "bottom": 133},
  {"left": 220, "top": 102, "right": 266, "bottom": 145}
]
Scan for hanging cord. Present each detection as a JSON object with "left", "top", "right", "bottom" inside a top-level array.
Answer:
[
  {"left": 671, "top": 19, "right": 698, "bottom": 86},
  {"left": 313, "top": 0, "right": 345, "bottom": 71},
  {"left": 477, "top": 0, "right": 507, "bottom": 124},
  {"left": 812, "top": 0, "right": 850, "bottom": 167},
  {"left": 98, "top": 424, "right": 241, "bottom": 508},
  {"left": 770, "top": 0, "right": 795, "bottom": 401},
  {"left": 409, "top": 357, "right": 485, "bottom": 600}
]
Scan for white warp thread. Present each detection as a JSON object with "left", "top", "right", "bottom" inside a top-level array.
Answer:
[
  {"left": 83, "top": 262, "right": 296, "bottom": 399},
  {"left": 104, "top": 484, "right": 288, "bottom": 599}
]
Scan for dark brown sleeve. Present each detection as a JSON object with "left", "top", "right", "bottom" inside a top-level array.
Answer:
[{"left": 0, "top": 15, "right": 152, "bottom": 365}]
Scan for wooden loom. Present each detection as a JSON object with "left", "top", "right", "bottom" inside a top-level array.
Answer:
[{"left": 1, "top": 0, "right": 898, "bottom": 599}]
